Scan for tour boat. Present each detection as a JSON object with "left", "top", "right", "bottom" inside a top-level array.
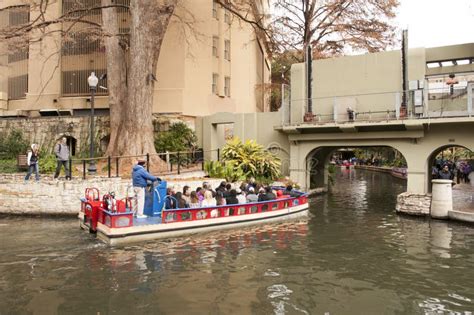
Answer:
[
  {"left": 79, "top": 181, "right": 309, "bottom": 245},
  {"left": 340, "top": 160, "right": 354, "bottom": 169},
  {"left": 391, "top": 167, "right": 407, "bottom": 180}
]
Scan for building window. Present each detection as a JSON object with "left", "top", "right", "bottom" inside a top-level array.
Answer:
[
  {"left": 223, "top": 0, "right": 232, "bottom": 24},
  {"left": 212, "top": 36, "right": 219, "bottom": 57},
  {"left": 2, "top": 5, "right": 30, "bottom": 100},
  {"left": 224, "top": 40, "right": 231, "bottom": 61},
  {"left": 212, "top": 0, "right": 218, "bottom": 19},
  {"left": 60, "top": 0, "right": 130, "bottom": 96},
  {"left": 224, "top": 10, "right": 230, "bottom": 24},
  {"left": 224, "top": 77, "right": 230, "bottom": 97},
  {"left": 212, "top": 73, "right": 218, "bottom": 94}
]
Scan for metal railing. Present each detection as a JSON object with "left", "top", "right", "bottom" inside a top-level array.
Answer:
[
  {"left": 282, "top": 86, "right": 474, "bottom": 125},
  {"left": 68, "top": 148, "right": 220, "bottom": 180}
]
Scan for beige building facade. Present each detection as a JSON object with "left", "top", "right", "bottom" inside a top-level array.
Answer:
[{"left": 0, "top": 0, "right": 271, "bottom": 119}]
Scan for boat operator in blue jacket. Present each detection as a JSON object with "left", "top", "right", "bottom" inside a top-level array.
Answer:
[{"left": 132, "top": 159, "right": 161, "bottom": 218}]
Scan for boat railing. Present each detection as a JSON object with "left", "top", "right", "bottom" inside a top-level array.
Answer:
[{"left": 161, "top": 193, "right": 308, "bottom": 224}]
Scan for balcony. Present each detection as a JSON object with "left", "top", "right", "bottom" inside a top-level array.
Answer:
[{"left": 278, "top": 84, "right": 474, "bottom": 133}]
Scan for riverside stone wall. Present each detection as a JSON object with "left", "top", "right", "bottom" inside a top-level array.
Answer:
[
  {"left": 0, "top": 177, "right": 223, "bottom": 215},
  {"left": 0, "top": 116, "right": 110, "bottom": 155},
  {"left": 396, "top": 192, "right": 432, "bottom": 216},
  {"left": 0, "top": 114, "right": 196, "bottom": 156}
]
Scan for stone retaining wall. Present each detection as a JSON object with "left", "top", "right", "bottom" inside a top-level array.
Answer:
[
  {"left": 0, "top": 116, "right": 110, "bottom": 155},
  {"left": 0, "top": 177, "right": 223, "bottom": 216},
  {"left": 396, "top": 192, "right": 432, "bottom": 216}
]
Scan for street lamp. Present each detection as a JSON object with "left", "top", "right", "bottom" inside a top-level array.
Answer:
[{"left": 87, "top": 72, "right": 99, "bottom": 174}]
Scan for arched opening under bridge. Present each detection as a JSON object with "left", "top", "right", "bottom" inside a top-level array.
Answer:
[
  {"left": 306, "top": 146, "right": 408, "bottom": 191},
  {"left": 427, "top": 145, "right": 473, "bottom": 193}
]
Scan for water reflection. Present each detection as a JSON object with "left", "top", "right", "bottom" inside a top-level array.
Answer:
[
  {"left": 1, "top": 170, "right": 474, "bottom": 314},
  {"left": 430, "top": 221, "right": 453, "bottom": 259}
]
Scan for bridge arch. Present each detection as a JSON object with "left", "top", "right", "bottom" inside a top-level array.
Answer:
[
  {"left": 426, "top": 144, "right": 473, "bottom": 192},
  {"left": 304, "top": 145, "right": 408, "bottom": 191}
]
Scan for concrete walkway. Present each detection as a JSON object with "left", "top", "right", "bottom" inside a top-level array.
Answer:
[
  {"left": 450, "top": 183, "right": 474, "bottom": 223},
  {"left": 452, "top": 183, "right": 474, "bottom": 212}
]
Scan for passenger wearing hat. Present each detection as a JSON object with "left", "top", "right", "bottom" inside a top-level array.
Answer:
[
  {"left": 246, "top": 186, "right": 258, "bottom": 203},
  {"left": 132, "top": 159, "right": 160, "bottom": 218},
  {"left": 236, "top": 188, "right": 246, "bottom": 204}
]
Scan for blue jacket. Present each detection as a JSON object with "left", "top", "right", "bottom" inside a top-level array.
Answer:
[{"left": 132, "top": 165, "right": 158, "bottom": 187}]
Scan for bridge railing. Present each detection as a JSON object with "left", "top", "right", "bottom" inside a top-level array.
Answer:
[{"left": 283, "top": 85, "right": 473, "bottom": 125}]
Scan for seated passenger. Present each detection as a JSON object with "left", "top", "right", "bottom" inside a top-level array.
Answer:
[
  {"left": 226, "top": 189, "right": 239, "bottom": 205},
  {"left": 182, "top": 186, "right": 191, "bottom": 204},
  {"left": 175, "top": 192, "right": 189, "bottom": 209},
  {"left": 246, "top": 187, "right": 258, "bottom": 203},
  {"left": 189, "top": 191, "right": 201, "bottom": 208},
  {"left": 201, "top": 190, "right": 217, "bottom": 207},
  {"left": 216, "top": 191, "right": 227, "bottom": 206},
  {"left": 223, "top": 183, "right": 232, "bottom": 198},
  {"left": 283, "top": 185, "right": 300, "bottom": 197},
  {"left": 196, "top": 187, "right": 205, "bottom": 201},
  {"left": 264, "top": 187, "right": 276, "bottom": 201},
  {"left": 257, "top": 188, "right": 269, "bottom": 202},
  {"left": 236, "top": 188, "right": 246, "bottom": 204},
  {"left": 165, "top": 188, "right": 177, "bottom": 209},
  {"left": 203, "top": 182, "right": 217, "bottom": 198},
  {"left": 216, "top": 181, "right": 227, "bottom": 193}
]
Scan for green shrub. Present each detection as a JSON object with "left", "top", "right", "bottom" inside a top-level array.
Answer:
[
  {"left": 204, "top": 160, "right": 223, "bottom": 178},
  {"left": 155, "top": 122, "right": 197, "bottom": 153},
  {"left": 0, "top": 159, "right": 17, "bottom": 173},
  {"left": 221, "top": 161, "right": 246, "bottom": 182},
  {"left": 155, "top": 122, "right": 198, "bottom": 166},
  {"left": 204, "top": 160, "right": 246, "bottom": 182},
  {"left": 221, "top": 137, "right": 281, "bottom": 181},
  {"left": 0, "top": 129, "right": 29, "bottom": 159},
  {"left": 39, "top": 154, "right": 58, "bottom": 173}
]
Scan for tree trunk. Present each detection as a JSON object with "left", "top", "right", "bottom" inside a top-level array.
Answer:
[
  {"left": 102, "top": 0, "right": 128, "bottom": 156},
  {"left": 108, "top": 0, "right": 176, "bottom": 157}
]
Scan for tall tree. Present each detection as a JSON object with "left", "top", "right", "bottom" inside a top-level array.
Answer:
[
  {"left": 109, "top": 0, "right": 176, "bottom": 156},
  {"left": 0, "top": 0, "right": 177, "bottom": 157},
  {"left": 273, "top": 0, "right": 399, "bottom": 59}
]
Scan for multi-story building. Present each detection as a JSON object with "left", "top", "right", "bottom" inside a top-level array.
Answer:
[{"left": 0, "top": 0, "right": 271, "bottom": 121}]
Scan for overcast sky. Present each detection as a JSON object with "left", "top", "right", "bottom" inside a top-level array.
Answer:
[{"left": 397, "top": 0, "right": 474, "bottom": 48}]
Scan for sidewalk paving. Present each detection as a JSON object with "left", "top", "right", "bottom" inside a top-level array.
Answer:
[{"left": 452, "top": 183, "right": 474, "bottom": 213}]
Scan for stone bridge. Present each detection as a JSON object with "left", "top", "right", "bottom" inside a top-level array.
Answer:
[{"left": 277, "top": 118, "right": 474, "bottom": 194}]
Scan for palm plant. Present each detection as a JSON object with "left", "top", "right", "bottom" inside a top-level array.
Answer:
[{"left": 221, "top": 137, "right": 281, "bottom": 181}]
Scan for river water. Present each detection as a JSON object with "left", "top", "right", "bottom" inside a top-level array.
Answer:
[{"left": 1, "top": 169, "right": 473, "bottom": 314}]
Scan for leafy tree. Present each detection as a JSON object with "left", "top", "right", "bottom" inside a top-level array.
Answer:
[
  {"left": 154, "top": 122, "right": 197, "bottom": 153},
  {"left": 0, "top": 129, "right": 29, "bottom": 159},
  {"left": 273, "top": 0, "right": 399, "bottom": 56}
]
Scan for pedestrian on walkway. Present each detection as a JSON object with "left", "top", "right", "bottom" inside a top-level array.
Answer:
[
  {"left": 463, "top": 163, "right": 472, "bottom": 183},
  {"left": 25, "top": 144, "right": 40, "bottom": 182},
  {"left": 438, "top": 164, "right": 452, "bottom": 180},
  {"left": 54, "top": 137, "right": 71, "bottom": 180}
]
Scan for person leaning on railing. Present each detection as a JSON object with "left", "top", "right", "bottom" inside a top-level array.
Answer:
[{"left": 132, "top": 159, "right": 161, "bottom": 219}]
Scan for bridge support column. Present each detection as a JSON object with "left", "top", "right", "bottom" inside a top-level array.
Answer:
[
  {"left": 431, "top": 179, "right": 453, "bottom": 219},
  {"left": 289, "top": 142, "right": 308, "bottom": 190},
  {"left": 406, "top": 171, "right": 427, "bottom": 194}
]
